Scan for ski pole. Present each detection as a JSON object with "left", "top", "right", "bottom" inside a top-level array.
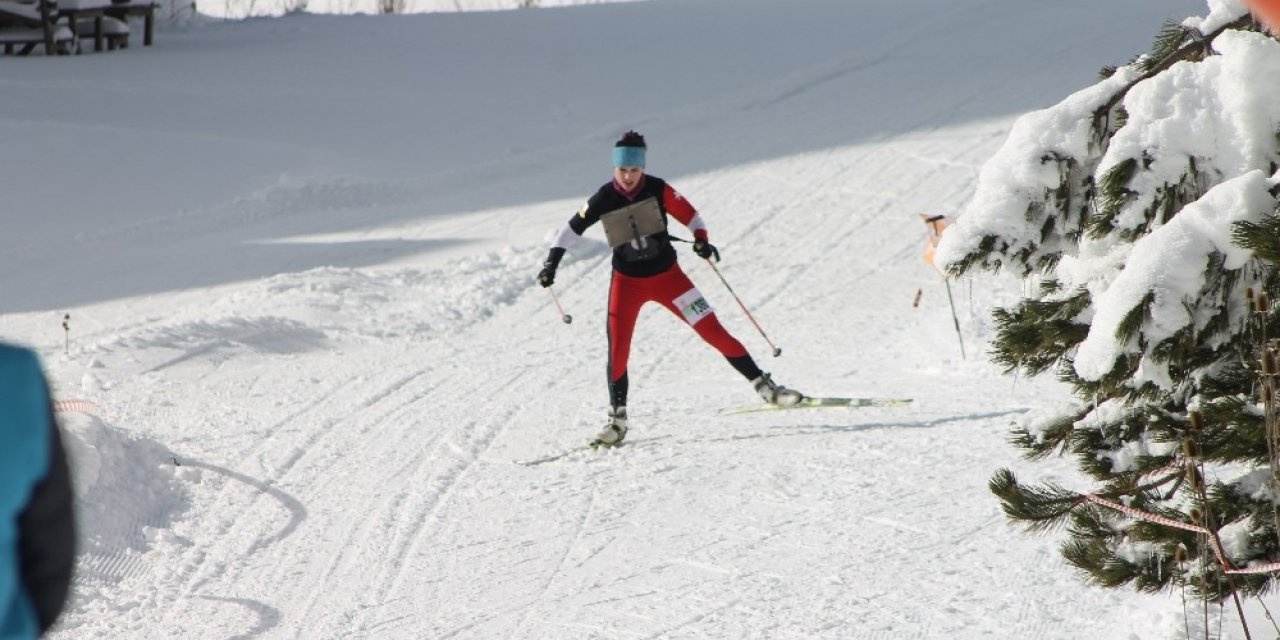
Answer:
[
  {"left": 547, "top": 286, "right": 573, "bottom": 324},
  {"left": 920, "top": 213, "right": 966, "bottom": 360},
  {"left": 942, "top": 279, "right": 966, "bottom": 360},
  {"left": 704, "top": 259, "right": 782, "bottom": 357}
]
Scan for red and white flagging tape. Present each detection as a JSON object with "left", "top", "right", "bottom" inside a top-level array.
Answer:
[
  {"left": 52, "top": 399, "right": 100, "bottom": 416},
  {"left": 1084, "top": 493, "right": 1280, "bottom": 575}
]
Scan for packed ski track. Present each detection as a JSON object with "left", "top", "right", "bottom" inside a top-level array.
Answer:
[
  {"left": 37, "top": 127, "right": 1176, "bottom": 639},
  {"left": 0, "top": 0, "right": 1223, "bottom": 637}
]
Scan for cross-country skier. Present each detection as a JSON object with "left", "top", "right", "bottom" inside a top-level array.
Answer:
[
  {"left": 1, "top": 343, "right": 76, "bottom": 639},
  {"left": 537, "top": 131, "right": 803, "bottom": 446}
]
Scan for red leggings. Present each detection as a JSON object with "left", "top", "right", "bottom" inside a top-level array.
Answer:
[{"left": 607, "top": 264, "right": 748, "bottom": 382}]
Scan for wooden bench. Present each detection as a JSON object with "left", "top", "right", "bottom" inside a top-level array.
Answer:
[
  {"left": 59, "top": 0, "right": 153, "bottom": 51},
  {"left": 59, "top": 4, "right": 121, "bottom": 51},
  {"left": 104, "top": 0, "right": 151, "bottom": 46},
  {"left": 0, "top": 0, "right": 73, "bottom": 55}
]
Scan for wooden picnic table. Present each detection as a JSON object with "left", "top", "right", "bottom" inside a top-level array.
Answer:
[
  {"left": 105, "top": 1, "right": 153, "bottom": 46},
  {"left": 58, "top": 0, "right": 154, "bottom": 52}
]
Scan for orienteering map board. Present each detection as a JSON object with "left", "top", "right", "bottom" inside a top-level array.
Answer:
[{"left": 600, "top": 198, "right": 665, "bottom": 249}]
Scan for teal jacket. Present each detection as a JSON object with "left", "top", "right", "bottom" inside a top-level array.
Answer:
[{"left": 0, "top": 345, "right": 74, "bottom": 639}]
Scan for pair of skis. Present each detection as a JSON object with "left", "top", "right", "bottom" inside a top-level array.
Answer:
[
  {"left": 514, "top": 435, "right": 671, "bottom": 466},
  {"left": 720, "top": 395, "right": 912, "bottom": 414},
  {"left": 514, "top": 395, "right": 912, "bottom": 466}
]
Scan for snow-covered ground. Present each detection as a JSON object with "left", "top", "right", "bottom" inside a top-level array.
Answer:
[
  {"left": 0, "top": 0, "right": 1232, "bottom": 637},
  {"left": 200, "top": 0, "right": 639, "bottom": 21}
]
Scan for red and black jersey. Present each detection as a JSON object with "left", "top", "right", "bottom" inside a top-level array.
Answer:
[{"left": 559, "top": 175, "right": 707, "bottom": 278}]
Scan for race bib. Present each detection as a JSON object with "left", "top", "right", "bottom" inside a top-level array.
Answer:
[{"left": 673, "top": 288, "right": 713, "bottom": 325}]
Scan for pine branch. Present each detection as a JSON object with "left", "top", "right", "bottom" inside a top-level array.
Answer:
[
  {"left": 1115, "top": 290, "right": 1157, "bottom": 344},
  {"left": 972, "top": 9, "right": 1280, "bottom": 610},
  {"left": 943, "top": 234, "right": 1001, "bottom": 277},
  {"left": 1235, "top": 214, "right": 1280, "bottom": 264},
  {"left": 1117, "top": 470, "right": 1183, "bottom": 499},
  {"left": 1142, "top": 21, "right": 1195, "bottom": 74},
  {"left": 1092, "top": 15, "right": 1257, "bottom": 123},
  {"left": 990, "top": 468, "right": 1086, "bottom": 533},
  {"left": 1088, "top": 158, "right": 1138, "bottom": 238},
  {"left": 990, "top": 292, "right": 1091, "bottom": 376},
  {"left": 1009, "top": 405, "right": 1091, "bottom": 459},
  {"left": 1061, "top": 506, "right": 1185, "bottom": 593}
]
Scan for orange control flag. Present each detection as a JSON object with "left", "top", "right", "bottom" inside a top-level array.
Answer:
[
  {"left": 918, "top": 213, "right": 965, "bottom": 359},
  {"left": 920, "top": 213, "right": 949, "bottom": 273},
  {"left": 1246, "top": 0, "right": 1280, "bottom": 32}
]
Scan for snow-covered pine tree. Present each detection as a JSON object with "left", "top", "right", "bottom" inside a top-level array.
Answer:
[{"left": 934, "top": 1, "right": 1280, "bottom": 603}]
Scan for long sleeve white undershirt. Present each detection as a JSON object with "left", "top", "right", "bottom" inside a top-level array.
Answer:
[{"left": 551, "top": 222, "right": 581, "bottom": 251}]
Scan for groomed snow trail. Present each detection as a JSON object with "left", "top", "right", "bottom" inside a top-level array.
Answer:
[
  {"left": 3, "top": 0, "right": 1215, "bottom": 637},
  {"left": 47, "top": 124, "right": 1164, "bottom": 639}
]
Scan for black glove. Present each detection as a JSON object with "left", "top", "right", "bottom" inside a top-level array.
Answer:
[
  {"left": 537, "top": 266, "right": 555, "bottom": 288},
  {"left": 537, "top": 248, "right": 565, "bottom": 288},
  {"left": 693, "top": 241, "right": 720, "bottom": 263}
]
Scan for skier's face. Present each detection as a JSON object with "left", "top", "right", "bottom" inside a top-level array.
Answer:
[{"left": 614, "top": 166, "right": 643, "bottom": 191}]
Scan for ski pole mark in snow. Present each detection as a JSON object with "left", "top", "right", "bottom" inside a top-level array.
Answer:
[{"left": 192, "top": 595, "right": 282, "bottom": 640}]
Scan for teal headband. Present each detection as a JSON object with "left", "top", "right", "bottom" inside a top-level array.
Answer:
[{"left": 613, "top": 146, "right": 646, "bottom": 168}]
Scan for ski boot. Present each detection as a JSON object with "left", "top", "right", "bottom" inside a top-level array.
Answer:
[
  {"left": 752, "top": 373, "right": 804, "bottom": 407},
  {"left": 595, "top": 406, "right": 628, "bottom": 447}
]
